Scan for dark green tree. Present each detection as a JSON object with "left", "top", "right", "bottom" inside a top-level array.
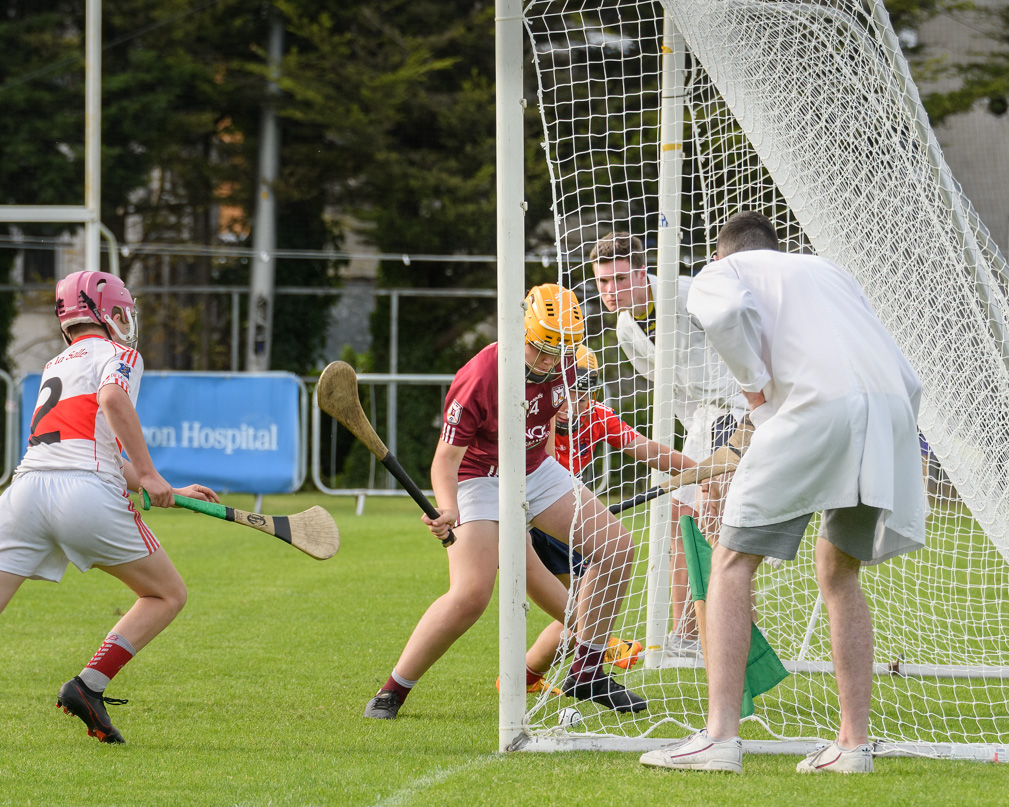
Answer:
[
  {"left": 0, "top": 1, "right": 339, "bottom": 374},
  {"left": 100, "top": 0, "right": 339, "bottom": 372},
  {"left": 276, "top": 0, "right": 552, "bottom": 484}
]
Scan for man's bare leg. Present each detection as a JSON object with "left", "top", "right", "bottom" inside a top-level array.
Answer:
[
  {"left": 394, "top": 520, "right": 499, "bottom": 682},
  {"left": 0, "top": 570, "right": 26, "bottom": 614},
  {"left": 669, "top": 502, "right": 698, "bottom": 644},
  {"left": 704, "top": 544, "right": 762, "bottom": 740},
  {"left": 99, "top": 550, "right": 188, "bottom": 651},
  {"left": 532, "top": 489, "right": 634, "bottom": 647},
  {"left": 816, "top": 537, "right": 872, "bottom": 748}
]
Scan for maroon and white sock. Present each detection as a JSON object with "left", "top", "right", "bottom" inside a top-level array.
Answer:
[
  {"left": 383, "top": 669, "right": 418, "bottom": 702},
  {"left": 526, "top": 665, "right": 547, "bottom": 688},
  {"left": 568, "top": 639, "right": 606, "bottom": 683},
  {"left": 78, "top": 632, "right": 136, "bottom": 693}
]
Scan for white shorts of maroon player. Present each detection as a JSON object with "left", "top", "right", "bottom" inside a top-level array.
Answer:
[
  {"left": 456, "top": 456, "right": 573, "bottom": 527},
  {"left": 0, "top": 470, "right": 159, "bottom": 582}
]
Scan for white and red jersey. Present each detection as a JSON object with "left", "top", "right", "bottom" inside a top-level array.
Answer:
[
  {"left": 554, "top": 401, "right": 642, "bottom": 477},
  {"left": 17, "top": 334, "right": 143, "bottom": 488},
  {"left": 440, "top": 343, "right": 575, "bottom": 481}
]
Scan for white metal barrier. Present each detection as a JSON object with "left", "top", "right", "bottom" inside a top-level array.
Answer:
[{"left": 0, "top": 370, "right": 15, "bottom": 486}]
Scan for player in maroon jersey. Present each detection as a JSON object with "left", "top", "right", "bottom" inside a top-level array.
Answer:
[
  {"left": 0, "top": 270, "right": 218, "bottom": 744},
  {"left": 365, "top": 285, "right": 647, "bottom": 719}
]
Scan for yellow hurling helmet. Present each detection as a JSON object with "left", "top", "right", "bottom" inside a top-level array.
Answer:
[{"left": 523, "top": 283, "right": 585, "bottom": 354}]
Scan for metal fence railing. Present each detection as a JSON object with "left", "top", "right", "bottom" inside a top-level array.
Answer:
[
  {"left": 310, "top": 373, "right": 455, "bottom": 514},
  {"left": 0, "top": 370, "right": 15, "bottom": 486}
]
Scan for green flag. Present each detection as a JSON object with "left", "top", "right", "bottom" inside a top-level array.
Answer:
[{"left": 679, "top": 515, "right": 789, "bottom": 718}]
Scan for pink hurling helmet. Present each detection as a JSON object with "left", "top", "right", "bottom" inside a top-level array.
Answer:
[{"left": 55, "top": 270, "right": 138, "bottom": 346}]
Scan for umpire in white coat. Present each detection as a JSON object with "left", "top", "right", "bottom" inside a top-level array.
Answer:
[{"left": 640, "top": 211, "right": 925, "bottom": 775}]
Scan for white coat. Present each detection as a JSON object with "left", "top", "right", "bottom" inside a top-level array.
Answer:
[{"left": 686, "top": 250, "right": 926, "bottom": 563}]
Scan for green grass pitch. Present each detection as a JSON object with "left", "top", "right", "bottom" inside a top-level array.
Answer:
[{"left": 0, "top": 493, "right": 1006, "bottom": 805}]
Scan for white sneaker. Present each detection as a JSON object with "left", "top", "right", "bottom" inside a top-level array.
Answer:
[
  {"left": 796, "top": 741, "right": 874, "bottom": 773},
  {"left": 663, "top": 634, "right": 702, "bottom": 658},
  {"left": 640, "top": 730, "right": 742, "bottom": 773}
]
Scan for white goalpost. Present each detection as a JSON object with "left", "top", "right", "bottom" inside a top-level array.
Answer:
[{"left": 499, "top": 0, "right": 1009, "bottom": 761}]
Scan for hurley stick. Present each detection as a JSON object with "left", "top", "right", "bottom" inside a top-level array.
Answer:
[
  {"left": 141, "top": 490, "right": 340, "bottom": 560},
  {"left": 609, "top": 416, "right": 755, "bottom": 515},
  {"left": 316, "top": 361, "right": 455, "bottom": 547}
]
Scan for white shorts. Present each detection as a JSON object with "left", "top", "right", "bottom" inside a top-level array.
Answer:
[
  {"left": 0, "top": 470, "right": 160, "bottom": 582},
  {"left": 456, "top": 456, "right": 574, "bottom": 526}
]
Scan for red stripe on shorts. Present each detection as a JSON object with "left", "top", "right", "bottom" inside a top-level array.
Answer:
[{"left": 124, "top": 490, "right": 160, "bottom": 554}]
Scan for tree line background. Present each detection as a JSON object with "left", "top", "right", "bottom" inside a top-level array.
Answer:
[{"left": 0, "top": 0, "right": 1006, "bottom": 486}]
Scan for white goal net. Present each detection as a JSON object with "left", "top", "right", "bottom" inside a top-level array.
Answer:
[{"left": 512, "top": 0, "right": 1009, "bottom": 760}]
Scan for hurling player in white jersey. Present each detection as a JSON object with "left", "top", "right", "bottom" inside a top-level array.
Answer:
[{"left": 0, "top": 270, "right": 218, "bottom": 744}]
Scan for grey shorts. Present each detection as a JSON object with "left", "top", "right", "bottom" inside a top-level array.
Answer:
[{"left": 718, "top": 503, "right": 883, "bottom": 562}]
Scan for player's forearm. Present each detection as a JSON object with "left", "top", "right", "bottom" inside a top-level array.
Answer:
[
  {"left": 627, "top": 437, "right": 695, "bottom": 474},
  {"left": 120, "top": 458, "right": 142, "bottom": 492},
  {"left": 98, "top": 384, "right": 157, "bottom": 480},
  {"left": 431, "top": 475, "right": 459, "bottom": 516}
]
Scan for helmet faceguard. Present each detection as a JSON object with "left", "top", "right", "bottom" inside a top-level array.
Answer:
[
  {"left": 556, "top": 345, "right": 600, "bottom": 435},
  {"left": 523, "top": 284, "right": 584, "bottom": 382},
  {"left": 55, "top": 270, "right": 138, "bottom": 347},
  {"left": 572, "top": 345, "right": 600, "bottom": 396},
  {"left": 524, "top": 348, "right": 561, "bottom": 384}
]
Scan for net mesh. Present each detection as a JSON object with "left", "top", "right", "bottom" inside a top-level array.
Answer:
[{"left": 518, "top": 0, "right": 1009, "bottom": 757}]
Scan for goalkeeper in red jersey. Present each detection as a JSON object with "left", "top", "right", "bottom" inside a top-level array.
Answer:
[{"left": 519, "top": 345, "right": 696, "bottom": 690}]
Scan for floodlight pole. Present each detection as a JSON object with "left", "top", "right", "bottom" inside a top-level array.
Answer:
[{"left": 246, "top": 9, "right": 284, "bottom": 371}]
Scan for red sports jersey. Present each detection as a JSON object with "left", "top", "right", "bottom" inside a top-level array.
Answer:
[
  {"left": 440, "top": 343, "right": 575, "bottom": 481},
  {"left": 554, "top": 401, "right": 642, "bottom": 477},
  {"left": 18, "top": 334, "right": 143, "bottom": 487}
]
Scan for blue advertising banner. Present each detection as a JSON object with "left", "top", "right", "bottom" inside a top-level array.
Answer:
[{"left": 20, "top": 372, "right": 304, "bottom": 494}]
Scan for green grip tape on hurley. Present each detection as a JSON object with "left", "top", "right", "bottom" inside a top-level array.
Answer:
[
  {"left": 141, "top": 489, "right": 228, "bottom": 520},
  {"left": 173, "top": 494, "right": 228, "bottom": 519}
]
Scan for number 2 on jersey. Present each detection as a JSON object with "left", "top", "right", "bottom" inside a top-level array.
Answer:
[{"left": 29, "top": 378, "right": 64, "bottom": 446}]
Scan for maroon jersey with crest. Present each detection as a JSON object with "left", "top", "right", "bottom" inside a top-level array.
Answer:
[{"left": 440, "top": 343, "right": 575, "bottom": 481}]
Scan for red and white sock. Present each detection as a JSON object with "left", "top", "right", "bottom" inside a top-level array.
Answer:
[
  {"left": 78, "top": 632, "right": 136, "bottom": 693},
  {"left": 526, "top": 665, "right": 547, "bottom": 688}
]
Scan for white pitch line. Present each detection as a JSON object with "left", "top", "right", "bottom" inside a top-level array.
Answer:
[{"left": 369, "top": 753, "right": 504, "bottom": 807}]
